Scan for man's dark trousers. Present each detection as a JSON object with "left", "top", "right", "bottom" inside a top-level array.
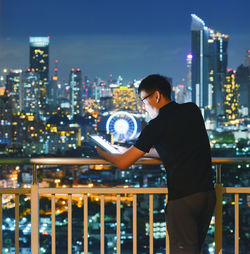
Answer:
[{"left": 165, "top": 190, "right": 216, "bottom": 254}]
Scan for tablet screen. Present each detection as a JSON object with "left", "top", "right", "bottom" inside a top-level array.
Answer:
[{"left": 89, "top": 135, "right": 120, "bottom": 154}]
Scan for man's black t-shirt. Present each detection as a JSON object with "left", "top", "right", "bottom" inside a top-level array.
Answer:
[{"left": 134, "top": 101, "right": 214, "bottom": 200}]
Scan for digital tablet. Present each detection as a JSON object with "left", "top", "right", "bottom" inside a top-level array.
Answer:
[{"left": 89, "top": 134, "right": 121, "bottom": 154}]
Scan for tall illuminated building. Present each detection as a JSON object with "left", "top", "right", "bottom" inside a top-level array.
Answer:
[
  {"left": 187, "top": 53, "right": 192, "bottom": 89},
  {"left": 13, "top": 113, "right": 46, "bottom": 155},
  {"left": 44, "top": 123, "right": 81, "bottom": 154},
  {"left": 83, "top": 75, "right": 93, "bottom": 98},
  {"left": 113, "top": 87, "right": 140, "bottom": 112},
  {"left": 29, "top": 36, "right": 49, "bottom": 81},
  {"left": 185, "top": 53, "right": 192, "bottom": 102},
  {"left": 245, "top": 50, "right": 250, "bottom": 67},
  {"left": 47, "top": 60, "right": 60, "bottom": 108},
  {"left": 236, "top": 64, "right": 250, "bottom": 116},
  {"left": 191, "top": 14, "right": 229, "bottom": 120},
  {"left": 0, "top": 95, "right": 13, "bottom": 145},
  {"left": 208, "top": 30, "right": 229, "bottom": 115},
  {"left": 29, "top": 36, "right": 50, "bottom": 111},
  {"left": 20, "top": 69, "right": 40, "bottom": 115},
  {"left": 69, "top": 68, "right": 83, "bottom": 118},
  {"left": 223, "top": 70, "right": 239, "bottom": 120},
  {"left": 5, "top": 69, "right": 22, "bottom": 114},
  {"left": 191, "top": 14, "right": 209, "bottom": 111}
]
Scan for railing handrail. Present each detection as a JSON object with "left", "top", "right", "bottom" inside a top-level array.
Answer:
[
  {"left": 0, "top": 157, "right": 249, "bottom": 165},
  {"left": 0, "top": 187, "right": 249, "bottom": 193}
]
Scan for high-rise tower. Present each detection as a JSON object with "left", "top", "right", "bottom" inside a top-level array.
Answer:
[
  {"left": 191, "top": 14, "right": 229, "bottom": 120},
  {"left": 69, "top": 68, "right": 83, "bottom": 118},
  {"left": 29, "top": 36, "right": 50, "bottom": 112},
  {"left": 185, "top": 53, "right": 192, "bottom": 102},
  {"left": 208, "top": 30, "right": 229, "bottom": 115},
  {"left": 29, "top": 37, "right": 49, "bottom": 81},
  {"left": 191, "top": 14, "right": 210, "bottom": 111},
  {"left": 245, "top": 50, "right": 250, "bottom": 67},
  {"left": 223, "top": 70, "right": 239, "bottom": 120},
  {"left": 6, "top": 69, "right": 22, "bottom": 114},
  {"left": 47, "top": 59, "right": 60, "bottom": 108},
  {"left": 237, "top": 64, "right": 250, "bottom": 116},
  {"left": 186, "top": 53, "right": 192, "bottom": 90},
  {"left": 20, "top": 69, "right": 40, "bottom": 115}
]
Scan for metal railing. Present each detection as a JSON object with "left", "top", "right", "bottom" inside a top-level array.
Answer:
[{"left": 0, "top": 157, "right": 249, "bottom": 254}]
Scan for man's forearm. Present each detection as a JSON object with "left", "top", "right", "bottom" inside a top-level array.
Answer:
[
  {"left": 97, "top": 146, "right": 145, "bottom": 170},
  {"left": 97, "top": 147, "right": 123, "bottom": 168}
]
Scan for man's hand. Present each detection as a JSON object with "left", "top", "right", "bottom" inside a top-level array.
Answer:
[
  {"left": 96, "top": 145, "right": 145, "bottom": 170},
  {"left": 144, "top": 147, "right": 160, "bottom": 159},
  {"left": 96, "top": 146, "right": 107, "bottom": 158},
  {"left": 113, "top": 144, "right": 129, "bottom": 153}
]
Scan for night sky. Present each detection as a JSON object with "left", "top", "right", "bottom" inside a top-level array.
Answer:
[{"left": 0, "top": 0, "right": 250, "bottom": 83}]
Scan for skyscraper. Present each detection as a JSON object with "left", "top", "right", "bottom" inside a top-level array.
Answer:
[
  {"left": 186, "top": 53, "right": 192, "bottom": 90},
  {"left": 29, "top": 36, "right": 50, "bottom": 112},
  {"left": 29, "top": 37, "right": 49, "bottom": 81},
  {"left": 185, "top": 53, "right": 192, "bottom": 102},
  {"left": 191, "top": 14, "right": 210, "bottom": 112},
  {"left": 208, "top": 30, "right": 229, "bottom": 115},
  {"left": 20, "top": 69, "right": 41, "bottom": 115},
  {"left": 191, "top": 14, "right": 229, "bottom": 119},
  {"left": 0, "top": 95, "right": 13, "bottom": 146},
  {"left": 223, "top": 70, "right": 239, "bottom": 120},
  {"left": 236, "top": 64, "right": 250, "bottom": 116},
  {"left": 47, "top": 60, "right": 60, "bottom": 109},
  {"left": 5, "top": 69, "right": 22, "bottom": 114},
  {"left": 112, "top": 87, "right": 140, "bottom": 111},
  {"left": 245, "top": 50, "right": 250, "bottom": 67},
  {"left": 69, "top": 68, "right": 83, "bottom": 118}
]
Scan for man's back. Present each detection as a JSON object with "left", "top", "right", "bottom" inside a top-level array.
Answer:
[{"left": 135, "top": 101, "right": 214, "bottom": 200}]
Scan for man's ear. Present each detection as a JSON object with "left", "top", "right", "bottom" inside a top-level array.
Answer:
[{"left": 155, "top": 90, "right": 161, "bottom": 103}]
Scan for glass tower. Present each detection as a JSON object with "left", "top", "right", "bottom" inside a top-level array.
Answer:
[
  {"left": 223, "top": 70, "right": 239, "bottom": 120},
  {"left": 245, "top": 50, "right": 250, "bottom": 67},
  {"left": 191, "top": 14, "right": 229, "bottom": 120},
  {"left": 6, "top": 69, "right": 22, "bottom": 114},
  {"left": 20, "top": 69, "right": 41, "bottom": 115},
  {"left": 208, "top": 30, "right": 229, "bottom": 116},
  {"left": 29, "top": 36, "right": 50, "bottom": 113},
  {"left": 191, "top": 14, "right": 209, "bottom": 112},
  {"left": 69, "top": 68, "right": 83, "bottom": 118}
]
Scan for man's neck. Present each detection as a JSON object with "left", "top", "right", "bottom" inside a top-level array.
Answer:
[{"left": 157, "top": 98, "right": 172, "bottom": 110}]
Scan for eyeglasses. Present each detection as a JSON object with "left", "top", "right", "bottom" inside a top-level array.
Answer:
[{"left": 140, "top": 91, "right": 155, "bottom": 103}]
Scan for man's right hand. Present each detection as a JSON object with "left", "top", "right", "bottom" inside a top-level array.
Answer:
[{"left": 113, "top": 144, "right": 129, "bottom": 154}]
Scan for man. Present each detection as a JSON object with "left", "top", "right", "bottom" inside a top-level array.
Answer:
[{"left": 97, "top": 74, "right": 216, "bottom": 254}]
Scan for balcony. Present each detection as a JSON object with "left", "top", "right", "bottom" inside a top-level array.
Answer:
[{"left": 0, "top": 157, "right": 249, "bottom": 254}]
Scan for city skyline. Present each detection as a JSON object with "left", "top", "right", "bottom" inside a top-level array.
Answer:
[
  {"left": 0, "top": 0, "right": 250, "bottom": 83},
  {"left": 0, "top": 2, "right": 249, "bottom": 252}
]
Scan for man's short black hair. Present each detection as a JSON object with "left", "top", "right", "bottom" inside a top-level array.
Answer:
[{"left": 138, "top": 74, "right": 171, "bottom": 100}]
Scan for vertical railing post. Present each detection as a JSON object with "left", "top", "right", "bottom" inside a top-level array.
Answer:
[
  {"left": 133, "top": 194, "right": 137, "bottom": 254},
  {"left": 68, "top": 194, "right": 72, "bottom": 254},
  {"left": 165, "top": 194, "right": 169, "bottom": 254},
  {"left": 100, "top": 195, "right": 105, "bottom": 254},
  {"left": 84, "top": 194, "right": 88, "bottom": 254},
  {"left": 215, "top": 164, "right": 223, "bottom": 254},
  {"left": 31, "top": 164, "right": 39, "bottom": 254},
  {"left": 51, "top": 194, "right": 56, "bottom": 254},
  {"left": 149, "top": 194, "right": 154, "bottom": 254},
  {"left": 15, "top": 194, "right": 19, "bottom": 254},
  {"left": 234, "top": 194, "right": 239, "bottom": 254},
  {"left": 116, "top": 195, "right": 121, "bottom": 254}
]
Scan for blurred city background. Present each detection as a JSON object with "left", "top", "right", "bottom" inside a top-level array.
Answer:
[{"left": 0, "top": 1, "right": 249, "bottom": 253}]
